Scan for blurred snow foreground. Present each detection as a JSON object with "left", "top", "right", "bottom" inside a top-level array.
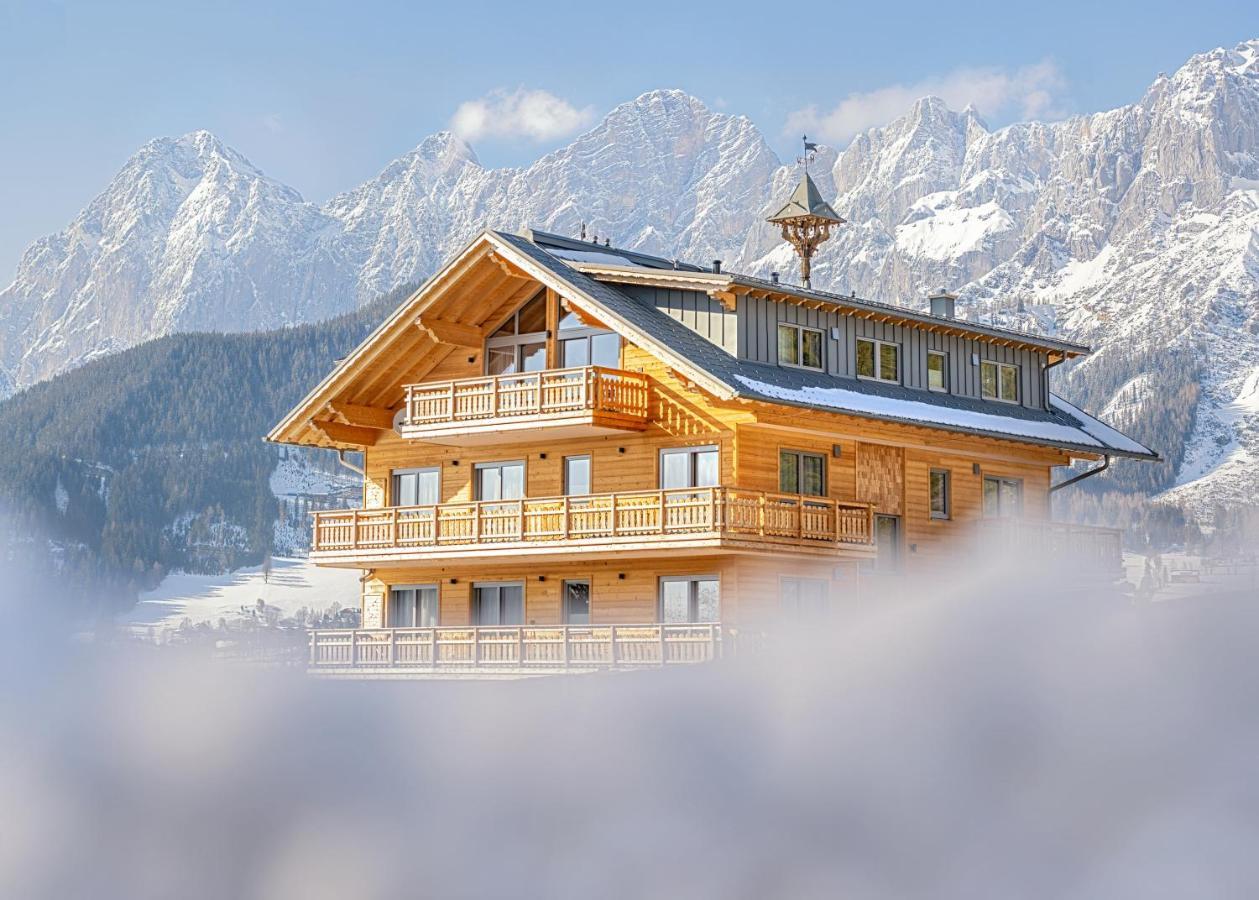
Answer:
[{"left": 1, "top": 545, "right": 1257, "bottom": 899}]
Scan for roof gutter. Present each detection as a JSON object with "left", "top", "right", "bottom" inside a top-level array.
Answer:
[
  {"left": 336, "top": 449, "right": 366, "bottom": 478},
  {"left": 1049, "top": 455, "right": 1110, "bottom": 493}
]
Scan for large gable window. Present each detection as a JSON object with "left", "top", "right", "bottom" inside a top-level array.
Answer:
[
  {"left": 981, "top": 360, "right": 1020, "bottom": 403},
  {"left": 856, "top": 338, "right": 899, "bottom": 383},
  {"left": 778, "top": 323, "right": 824, "bottom": 370},
  {"left": 485, "top": 291, "right": 548, "bottom": 375}
]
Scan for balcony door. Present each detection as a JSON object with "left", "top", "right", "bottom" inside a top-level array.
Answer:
[
  {"left": 390, "top": 584, "right": 438, "bottom": 627},
  {"left": 563, "top": 580, "right": 591, "bottom": 625},
  {"left": 659, "top": 576, "right": 720, "bottom": 624},
  {"left": 473, "top": 582, "right": 524, "bottom": 626},
  {"left": 659, "top": 446, "right": 719, "bottom": 490},
  {"left": 476, "top": 460, "right": 525, "bottom": 501},
  {"left": 392, "top": 467, "right": 440, "bottom": 507}
]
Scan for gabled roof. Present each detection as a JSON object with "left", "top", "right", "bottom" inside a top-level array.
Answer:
[
  {"left": 267, "top": 227, "right": 1156, "bottom": 461},
  {"left": 768, "top": 172, "right": 846, "bottom": 224}
]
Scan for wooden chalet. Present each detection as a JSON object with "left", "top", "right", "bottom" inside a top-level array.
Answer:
[{"left": 267, "top": 173, "right": 1157, "bottom": 676}]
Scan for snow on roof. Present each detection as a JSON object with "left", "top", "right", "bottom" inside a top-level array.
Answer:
[
  {"left": 733, "top": 374, "right": 1158, "bottom": 458},
  {"left": 1049, "top": 395, "right": 1158, "bottom": 457}
]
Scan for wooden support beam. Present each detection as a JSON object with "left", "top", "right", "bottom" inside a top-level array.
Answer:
[
  {"left": 488, "top": 250, "right": 532, "bottom": 281},
  {"left": 309, "top": 418, "right": 381, "bottom": 447},
  {"left": 415, "top": 317, "right": 486, "bottom": 347},
  {"left": 708, "top": 289, "right": 738, "bottom": 312},
  {"left": 326, "top": 402, "right": 396, "bottom": 430}
]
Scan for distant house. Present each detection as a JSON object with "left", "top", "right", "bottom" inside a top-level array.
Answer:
[{"left": 268, "top": 173, "right": 1156, "bottom": 675}]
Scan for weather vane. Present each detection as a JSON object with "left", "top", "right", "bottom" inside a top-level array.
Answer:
[{"left": 796, "top": 135, "right": 819, "bottom": 170}]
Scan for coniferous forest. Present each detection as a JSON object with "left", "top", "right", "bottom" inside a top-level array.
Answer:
[{"left": 0, "top": 284, "right": 415, "bottom": 612}]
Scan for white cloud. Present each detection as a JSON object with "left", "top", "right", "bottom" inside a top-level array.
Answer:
[
  {"left": 450, "top": 88, "right": 595, "bottom": 142},
  {"left": 785, "top": 60, "right": 1068, "bottom": 145}
]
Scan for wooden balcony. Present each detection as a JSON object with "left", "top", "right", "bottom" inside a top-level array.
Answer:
[
  {"left": 398, "top": 366, "right": 650, "bottom": 444},
  {"left": 976, "top": 519, "right": 1125, "bottom": 576},
  {"left": 309, "top": 488, "right": 876, "bottom": 566},
  {"left": 308, "top": 623, "right": 722, "bottom": 677}
]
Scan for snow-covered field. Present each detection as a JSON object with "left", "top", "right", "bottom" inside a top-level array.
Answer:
[{"left": 122, "top": 556, "right": 358, "bottom": 633}]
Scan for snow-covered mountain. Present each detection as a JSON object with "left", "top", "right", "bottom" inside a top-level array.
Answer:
[{"left": 2, "top": 41, "right": 1258, "bottom": 519}]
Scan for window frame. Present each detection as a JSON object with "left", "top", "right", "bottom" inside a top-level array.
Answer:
[
  {"left": 779, "top": 576, "right": 830, "bottom": 616},
  {"left": 471, "top": 581, "right": 526, "bottom": 626},
  {"left": 388, "top": 583, "right": 440, "bottom": 628},
  {"left": 484, "top": 290, "right": 549, "bottom": 375},
  {"left": 658, "top": 575, "right": 721, "bottom": 624},
  {"left": 390, "top": 466, "right": 441, "bottom": 507},
  {"left": 659, "top": 445, "right": 720, "bottom": 490},
  {"left": 562, "top": 579, "right": 591, "bottom": 625},
  {"left": 778, "top": 448, "right": 827, "bottom": 497},
  {"left": 777, "top": 322, "right": 825, "bottom": 371},
  {"left": 982, "top": 475, "right": 1024, "bottom": 519},
  {"left": 855, "top": 337, "right": 901, "bottom": 383},
  {"left": 927, "top": 350, "right": 949, "bottom": 392},
  {"left": 563, "top": 454, "right": 592, "bottom": 496},
  {"left": 474, "top": 459, "right": 526, "bottom": 501},
  {"left": 980, "top": 360, "right": 1021, "bottom": 403},
  {"left": 929, "top": 468, "right": 951, "bottom": 520}
]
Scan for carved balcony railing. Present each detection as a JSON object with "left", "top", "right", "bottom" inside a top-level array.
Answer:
[
  {"left": 398, "top": 366, "right": 649, "bottom": 441},
  {"left": 308, "top": 623, "right": 722, "bottom": 674},
  {"left": 309, "top": 488, "right": 875, "bottom": 561}
]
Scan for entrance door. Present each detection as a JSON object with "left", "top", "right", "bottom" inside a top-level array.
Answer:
[
  {"left": 874, "top": 514, "right": 902, "bottom": 572},
  {"left": 473, "top": 582, "right": 525, "bottom": 626},
  {"left": 389, "top": 585, "right": 439, "bottom": 627}
]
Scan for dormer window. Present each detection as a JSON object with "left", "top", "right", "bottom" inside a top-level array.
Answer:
[
  {"left": 927, "top": 351, "right": 948, "bottom": 391},
  {"left": 856, "top": 338, "right": 899, "bottom": 383},
  {"left": 778, "top": 323, "right": 824, "bottom": 370},
  {"left": 981, "top": 360, "right": 1020, "bottom": 403}
]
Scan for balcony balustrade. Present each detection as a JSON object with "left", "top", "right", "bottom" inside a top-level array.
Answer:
[
  {"left": 398, "top": 366, "right": 650, "bottom": 443},
  {"left": 308, "top": 623, "right": 722, "bottom": 675},
  {"left": 309, "top": 487, "right": 875, "bottom": 564}
]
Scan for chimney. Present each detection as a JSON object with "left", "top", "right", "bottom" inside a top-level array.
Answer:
[
  {"left": 929, "top": 290, "right": 957, "bottom": 319},
  {"left": 712, "top": 260, "right": 722, "bottom": 274},
  {"left": 770, "top": 272, "right": 779, "bottom": 285}
]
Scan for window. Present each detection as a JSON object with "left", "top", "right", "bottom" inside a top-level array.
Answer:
[
  {"left": 563, "top": 455, "right": 591, "bottom": 496},
  {"left": 874, "top": 514, "right": 901, "bottom": 572},
  {"left": 927, "top": 351, "right": 948, "bottom": 391},
  {"left": 780, "top": 577, "right": 829, "bottom": 616},
  {"left": 777, "top": 323, "right": 824, "bottom": 370},
  {"left": 929, "top": 469, "right": 951, "bottom": 519},
  {"left": 779, "top": 450, "right": 826, "bottom": 496},
  {"left": 563, "top": 580, "right": 591, "bottom": 625},
  {"left": 660, "top": 446, "right": 719, "bottom": 489},
  {"left": 475, "top": 460, "right": 525, "bottom": 501},
  {"left": 472, "top": 582, "right": 524, "bottom": 626},
  {"left": 391, "top": 467, "right": 440, "bottom": 507},
  {"left": 983, "top": 476, "right": 1023, "bottom": 518},
  {"left": 659, "top": 576, "right": 720, "bottom": 623},
  {"left": 389, "top": 584, "right": 439, "bottom": 627},
  {"left": 561, "top": 331, "right": 620, "bottom": 368},
  {"left": 856, "top": 338, "right": 900, "bottom": 383},
  {"left": 981, "top": 360, "right": 1020, "bottom": 402},
  {"left": 485, "top": 291, "right": 548, "bottom": 375}
]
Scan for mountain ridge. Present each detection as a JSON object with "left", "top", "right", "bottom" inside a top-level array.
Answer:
[{"left": 3, "top": 44, "right": 1259, "bottom": 519}]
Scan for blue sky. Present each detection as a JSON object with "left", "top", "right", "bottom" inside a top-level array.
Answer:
[{"left": 1, "top": 0, "right": 1256, "bottom": 278}]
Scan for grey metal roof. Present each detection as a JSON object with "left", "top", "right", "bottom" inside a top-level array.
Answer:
[
  {"left": 495, "top": 230, "right": 1157, "bottom": 461},
  {"left": 768, "top": 172, "right": 846, "bottom": 224}
]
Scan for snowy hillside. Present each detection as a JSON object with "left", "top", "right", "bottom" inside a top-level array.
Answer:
[{"left": 3, "top": 40, "right": 1259, "bottom": 518}]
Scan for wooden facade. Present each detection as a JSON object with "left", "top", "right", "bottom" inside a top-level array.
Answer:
[{"left": 267, "top": 229, "right": 1145, "bottom": 674}]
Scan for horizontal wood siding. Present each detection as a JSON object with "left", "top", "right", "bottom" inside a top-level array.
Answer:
[{"left": 737, "top": 295, "right": 1049, "bottom": 410}]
